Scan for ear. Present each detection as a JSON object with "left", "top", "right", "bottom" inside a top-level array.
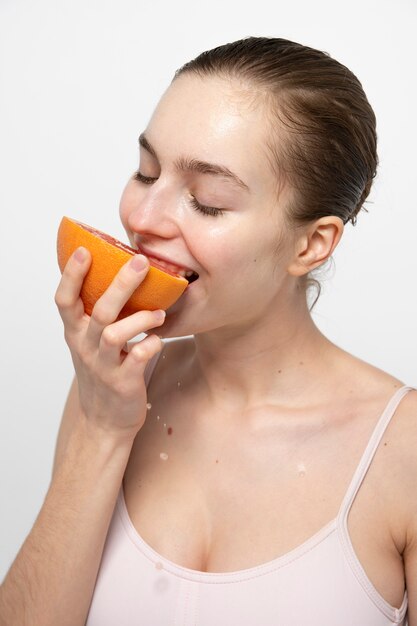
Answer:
[{"left": 287, "top": 217, "right": 344, "bottom": 277}]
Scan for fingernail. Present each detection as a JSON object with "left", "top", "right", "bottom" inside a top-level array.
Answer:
[
  {"left": 154, "top": 309, "right": 166, "bottom": 321},
  {"left": 130, "top": 254, "right": 148, "bottom": 272},
  {"left": 74, "top": 247, "right": 87, "bottom": 263}
]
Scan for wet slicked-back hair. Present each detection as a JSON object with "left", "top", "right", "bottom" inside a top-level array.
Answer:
[{"left": 173, "top": 37, "right": 378, "bottom": 309}]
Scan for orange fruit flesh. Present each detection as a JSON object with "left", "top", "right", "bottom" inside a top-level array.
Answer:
[{"left": 57, "top": 216, "right": 190, "bottom": 320}]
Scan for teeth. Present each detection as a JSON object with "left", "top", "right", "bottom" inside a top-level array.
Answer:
[
  {"left": 148, "top": 255, "right": 195, "bottom": 276},
  {"left": 149, "top": 256, "right": 182, "bottom": 273},
  {"left": 176, "top": 269, "right": 195, "bottom": 279}
]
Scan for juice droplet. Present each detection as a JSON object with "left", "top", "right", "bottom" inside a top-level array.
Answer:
[
  {"left": 297, "top": 462, "right": 306, "bottom": 477},
  {"left": 160, "top": 452, "right": 169, "bottom": 461},
  {"left": 146, "top": 402, "right": 152, "bottom": 410},
  {"left": 167, "top": 427, "right": 173, "bottom": 435},
  {"left": 156, "top": 415, "right": 160, "bottom": 420}
]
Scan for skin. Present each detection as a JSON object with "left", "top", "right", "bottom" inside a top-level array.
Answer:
[{"left": 119, "top": 73, "right": 346, "bottom": 416}]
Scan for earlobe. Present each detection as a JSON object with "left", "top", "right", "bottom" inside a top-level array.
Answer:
[{"left": 287, "top": 218, "right": 344, "bottom": 277}]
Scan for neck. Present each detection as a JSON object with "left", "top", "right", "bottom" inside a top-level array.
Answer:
[{"left": 188, "top": 299, "right": 339, "bottom": 413}]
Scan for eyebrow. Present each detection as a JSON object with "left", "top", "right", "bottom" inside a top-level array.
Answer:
[{"left": 138, "top": 132, "right": 250, "bottom": 192}]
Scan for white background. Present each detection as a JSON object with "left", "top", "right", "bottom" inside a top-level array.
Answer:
[{"left": 0, "top": 0, "right": 416, "bottom": 581}]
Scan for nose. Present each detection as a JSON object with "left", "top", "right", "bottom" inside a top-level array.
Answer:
[{"left": 126, "top": 184, "right": 180, "bottom": 239}]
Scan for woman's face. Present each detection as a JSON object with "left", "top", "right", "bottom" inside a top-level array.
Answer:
[{"left": 119, "top": 74, "right": 295, "bottom": 338}]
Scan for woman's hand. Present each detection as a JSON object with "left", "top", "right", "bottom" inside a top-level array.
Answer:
[{"left": 54, "top": 246, "right": 166, "bottom": 440}]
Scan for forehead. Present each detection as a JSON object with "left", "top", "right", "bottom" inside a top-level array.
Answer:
[{"left": 144, "top": 74, "right": 275, "bottom": 195}]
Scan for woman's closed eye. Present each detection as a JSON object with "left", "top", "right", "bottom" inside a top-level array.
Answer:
[
  {"left": 133, "top": 170, "right": 157, "bottom": 185},
  {"left": 133, "top": 169, "right": 225, "bottom": 218}
]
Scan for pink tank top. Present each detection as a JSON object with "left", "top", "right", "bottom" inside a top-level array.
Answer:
[{"left": 86, "top": 339, "right": 414, "bottom": 625}]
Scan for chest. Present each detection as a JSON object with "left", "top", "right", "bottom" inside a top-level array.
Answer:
[{"left": 123, "top": 386, "right": 406, "bottom": 610}]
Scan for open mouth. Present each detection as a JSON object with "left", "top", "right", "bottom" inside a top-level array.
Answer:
[
  {"left": 141, "top": 251, "right": 200, "bottom": 285},
  {"left": 154, "top": 262, "right": 199, "bottom": 285}
]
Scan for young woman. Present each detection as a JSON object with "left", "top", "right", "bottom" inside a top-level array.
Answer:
[{"left": 1, "top": 37, "right": 416, "bottom": 626}]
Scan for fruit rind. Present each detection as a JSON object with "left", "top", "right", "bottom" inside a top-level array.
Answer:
[{"left": 57, "top": 216, "right": 188, "bottom": 319}]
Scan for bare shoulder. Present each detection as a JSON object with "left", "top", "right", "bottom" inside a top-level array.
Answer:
[
  {"left": 389, "top": 385, "right": 417, "bottom": 518},
  {"left": 347, "top": 354, "right": 417, "bottom": 498},
  {"left": 390, "top": 385, "right": 417, "bottom": 487},
  {"left": 358, "top": 367, "right": 417, "bottom": 619},
  {"left": 370, "top": 371, "right": 417, "bottom": 555}
]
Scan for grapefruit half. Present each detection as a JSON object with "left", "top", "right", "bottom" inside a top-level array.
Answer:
[{"left": 57, "top": 216, "right": 191, "bottom": 320}]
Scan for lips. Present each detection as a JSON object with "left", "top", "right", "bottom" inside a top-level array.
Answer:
[{"left": 136, "top": 245, "right": 199, "bottom": 283}]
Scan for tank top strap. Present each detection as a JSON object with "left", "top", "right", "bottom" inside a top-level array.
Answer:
[{"left": 338, "top": 384, "right": 415, "bottom": 523}]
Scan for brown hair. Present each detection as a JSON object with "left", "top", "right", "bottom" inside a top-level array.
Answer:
[{"left": 173, "top": 36, "right": 378, "bottom": 310}]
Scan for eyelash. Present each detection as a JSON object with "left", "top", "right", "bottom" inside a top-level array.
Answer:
[{"left": 133, "top": 170, "right": 225, "bottom": 218}]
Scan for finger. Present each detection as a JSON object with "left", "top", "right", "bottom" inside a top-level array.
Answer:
[
  {"left": 119, "top": 332, "right": 164, "bottom": 379},
  {"left": 54, "top": 247, "right": 92, "bottom": 334},
  {"left": 84, "top": 254, "right": 149, "bottom": 350},
  {"left": 98, "top": 309, "right": 166, "bottom": 369}
]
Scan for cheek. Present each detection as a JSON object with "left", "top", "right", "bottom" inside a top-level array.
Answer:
[
  {"left": 214, "top": 226, "right": 262, "bottom": 271},
  {"left": 197, "top": 231, "right": 243, "bottom": 276},
  {"left": 224, "top": 230, "right": 281, "bottom": 284}
]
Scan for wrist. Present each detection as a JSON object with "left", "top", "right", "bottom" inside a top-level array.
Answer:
[{"left": 74, "top": 411, "right": 139, "bottom": 451}]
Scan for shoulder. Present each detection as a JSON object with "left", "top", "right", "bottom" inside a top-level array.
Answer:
[
  {"left": 394, "top": 387, "right": 417, "bottom": 507},
  {"left": 387, "top": 386, "right": 417, "bottom": 480},
  {"left": 381, "top": 386, "right": 417, "bottom": 551}
]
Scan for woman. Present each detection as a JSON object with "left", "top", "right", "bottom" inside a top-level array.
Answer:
[{"left": 1, "top": 37, "right": 416, "bottom": 626}]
